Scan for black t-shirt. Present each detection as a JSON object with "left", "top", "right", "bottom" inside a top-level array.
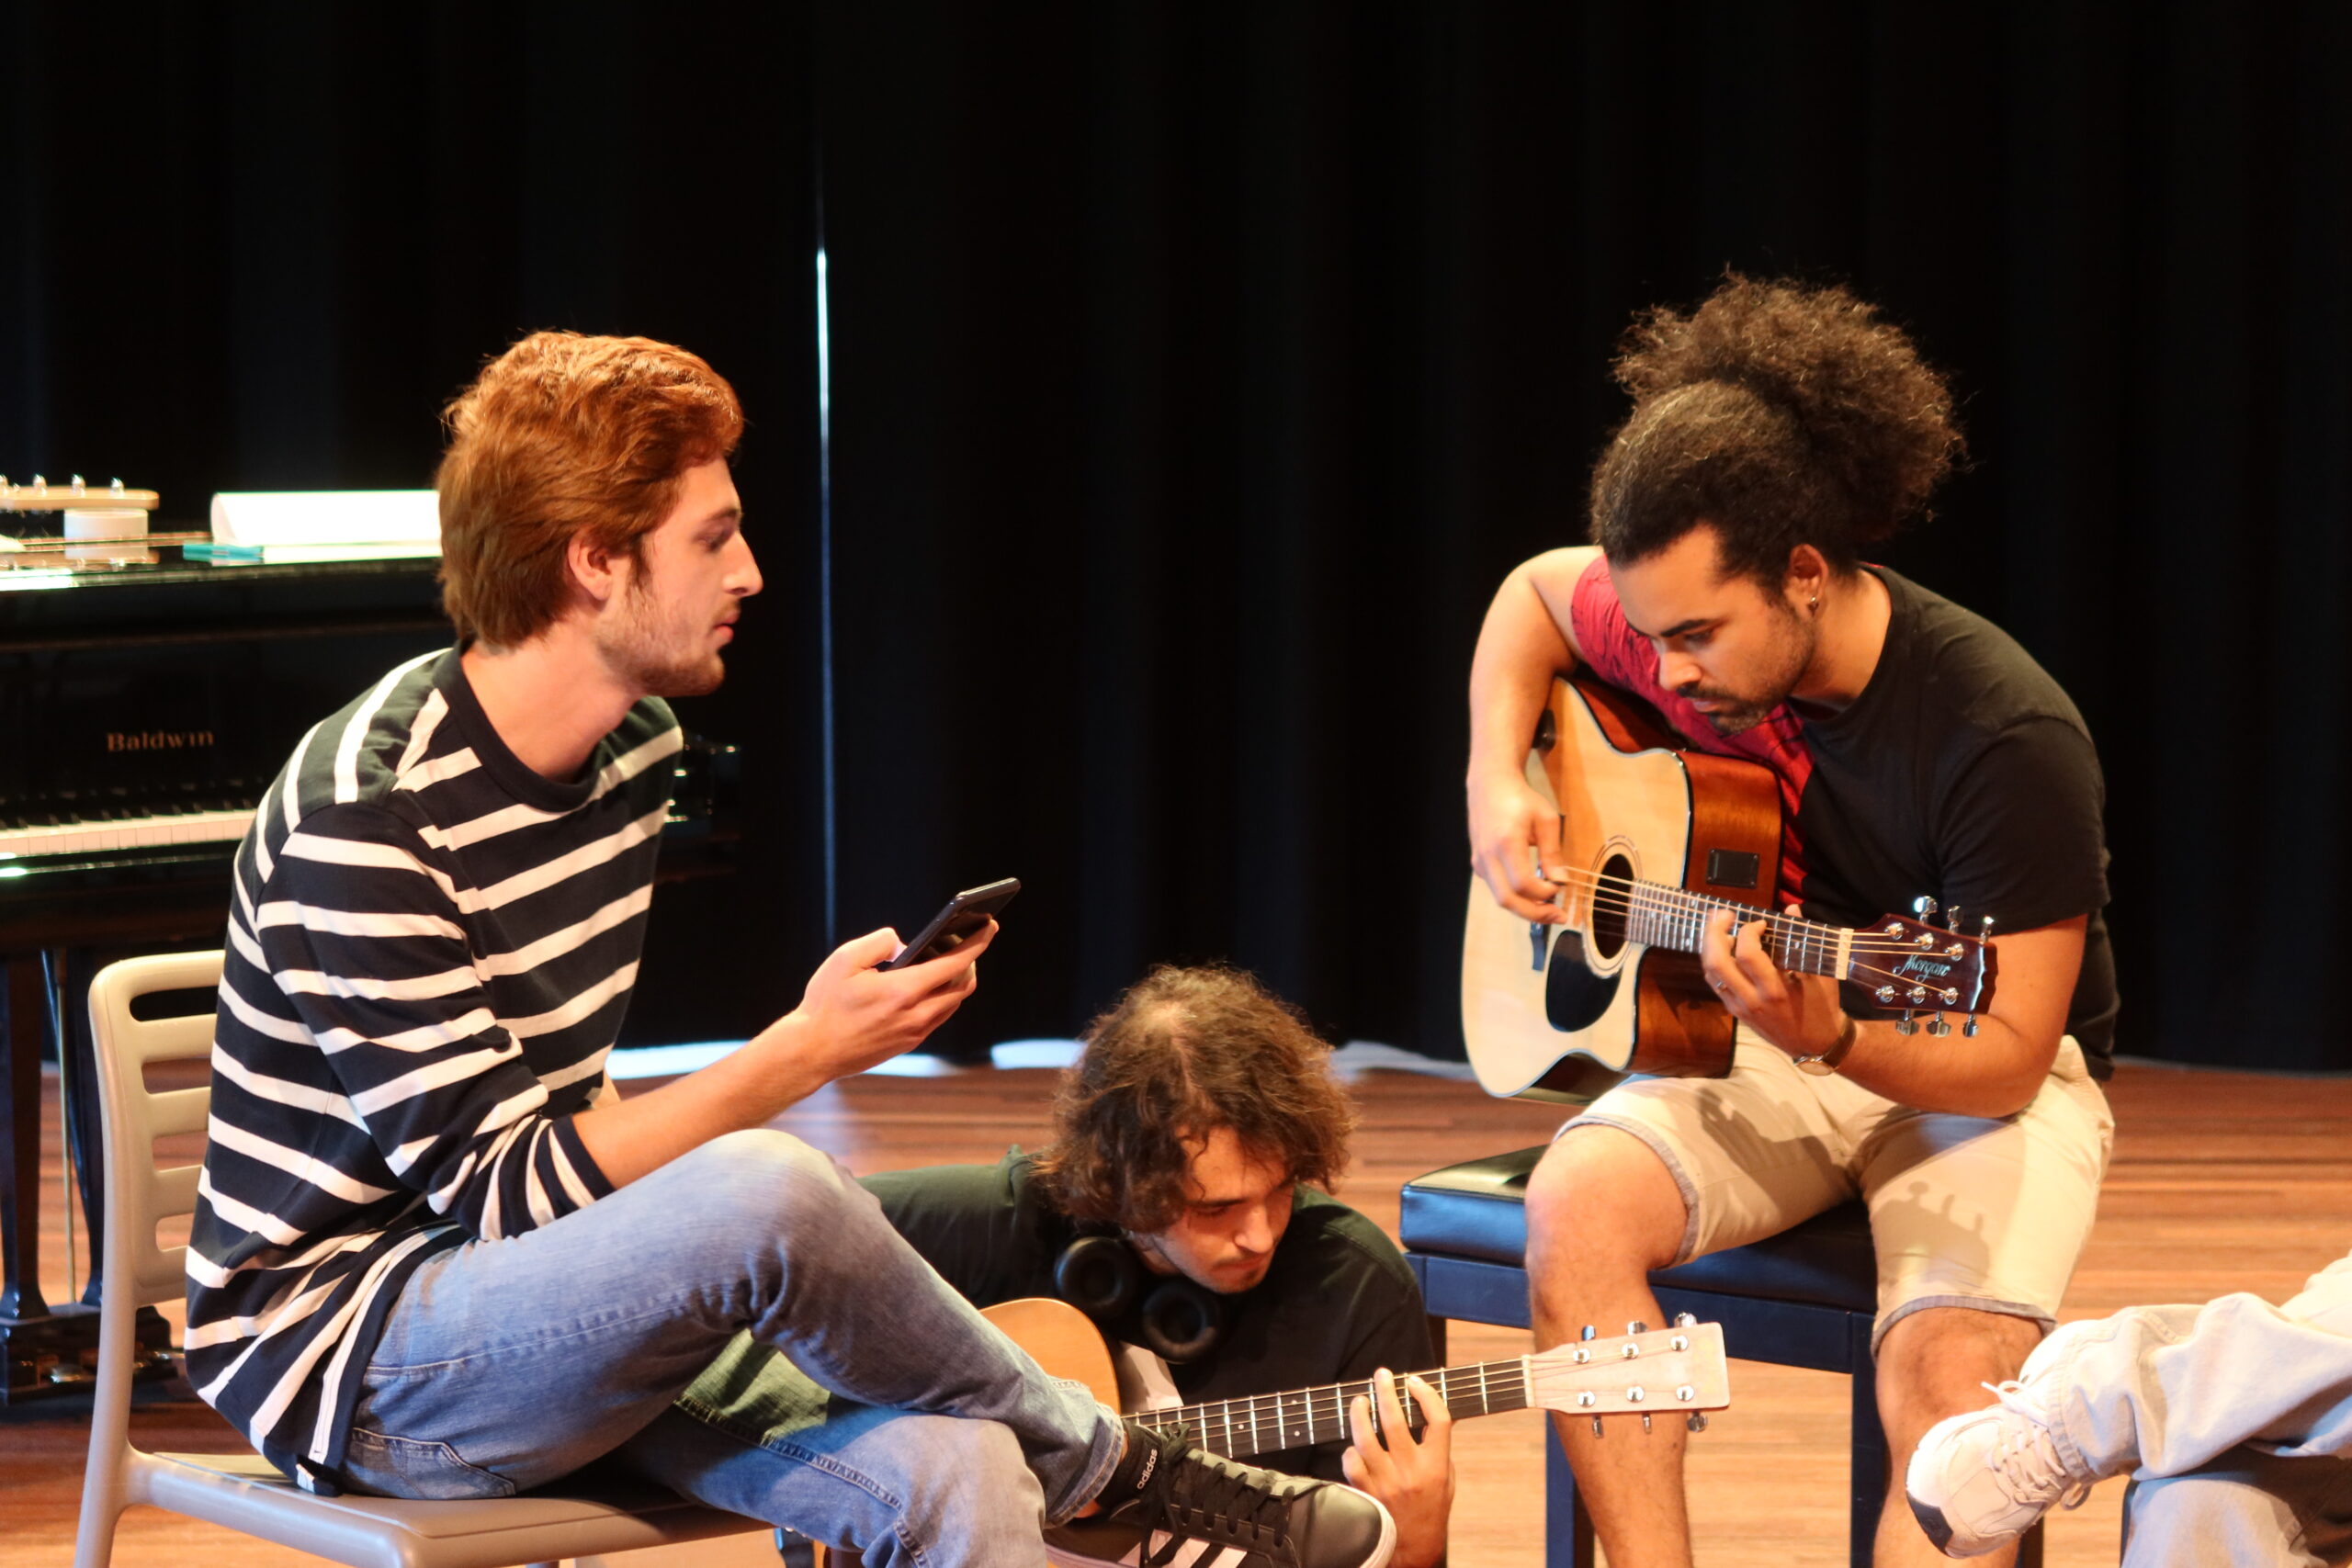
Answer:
[
  {"left": 1574, "top": 561, "right": 2117, "bottom": 1072},
  {"left": 863, "top": 1150, "right": 1435, "bottom": 1483}
]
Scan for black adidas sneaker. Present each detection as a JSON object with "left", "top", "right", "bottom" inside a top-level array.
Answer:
[{"left": 1044, "top": 1419, "right": 1395, "bottom": 1568}]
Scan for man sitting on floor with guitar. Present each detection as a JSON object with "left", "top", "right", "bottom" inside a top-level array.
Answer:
[
  {"left": 1464, "top": 276, "right": 2117, "bottom": 1567},
  {"left": 683, "top": 963, "right": 1458, "bottom": 1568}
]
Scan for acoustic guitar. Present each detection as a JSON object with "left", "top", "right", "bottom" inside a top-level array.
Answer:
[
  {"left": 1462, "top": 673, "right": 1996, "bottom": 1103},
  {"left": 987, "top": 1294, "right": 1730, "bottom": 1451},
  {"left": 807, "top": 1298, "right": 1730, "bottom": 1567}
]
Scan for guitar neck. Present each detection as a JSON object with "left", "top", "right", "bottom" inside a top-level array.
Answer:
[
  {"left": 1130, "top": 1356, "right": 1532, "bottom": 1458},
  {"left": 1621, "top": 884, "right": 1848, "bottom": 977}
]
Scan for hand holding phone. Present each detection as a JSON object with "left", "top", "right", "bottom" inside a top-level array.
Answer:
[{"left": 883, "top": 878, "right": 1022, "bottom": 970}]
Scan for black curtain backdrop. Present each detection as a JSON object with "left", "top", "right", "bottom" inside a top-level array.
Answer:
[
  {"left": 1, "top": 0, "right": 826, "bottom": 1045},
  {"left": 8, "top": 3, "right": 2350, "bottom": 1070},
  {"left": 810, "top": 1, "right": 2352, "bottom": 1070}
]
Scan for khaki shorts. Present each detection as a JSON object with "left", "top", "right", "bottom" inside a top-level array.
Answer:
[{"left": 1563, "top": 1031, "right": 2115, "bottom": 1352}]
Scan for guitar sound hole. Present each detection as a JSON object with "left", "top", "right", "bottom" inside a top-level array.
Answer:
[
  {"left": 1589, "top": 852, "right": 1633, "bottom": 961},
  {"left": 1545, "top": 929, "right": 1619, "bottom": 1032}
]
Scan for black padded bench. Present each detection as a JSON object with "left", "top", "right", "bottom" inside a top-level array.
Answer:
[{"left": 1400, "top": 1145, "right": 2042, "bottom": 1568}]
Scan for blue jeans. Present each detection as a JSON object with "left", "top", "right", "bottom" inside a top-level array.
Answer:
[
  {"left": 338, "top": 1130, "right": 1122, "bottom": 1567},
  {"left": 2036, "top": 1251, "right": 2352, "bottom": 1565}
]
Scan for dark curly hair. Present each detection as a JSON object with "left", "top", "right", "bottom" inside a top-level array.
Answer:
[
  {"left": 1589, "top": 275, "right": 1964, "bottom": 582},
  {"left": 1032, "top": 964, "right": 1355, "bottom": 1234}
]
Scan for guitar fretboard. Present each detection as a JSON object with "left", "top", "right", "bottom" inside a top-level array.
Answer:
[
  {"left": 1615, "top": 880, "right": 1846, "bottom": 976},
  {"left": 1131, "top": 1356, "right": 1532, "bottom": 1459}
]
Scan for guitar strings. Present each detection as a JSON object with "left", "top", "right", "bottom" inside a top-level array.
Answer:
[
  {"left": 1134, "top": 1359, "right": 1544, "bottom": 1448},
  {"left": 1133, "top": 1351, "right": 1707, "bottom": 1454},
  {"left": 1545, "top": 881, "right": 1955, "bottom": 957},
  {"left": 1525, "top": 863, "right": 1980, "bottom": 959}
]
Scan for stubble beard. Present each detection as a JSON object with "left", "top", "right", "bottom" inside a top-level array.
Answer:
[
  {"left": 599, "top": 588, "right": 728, "bottom": 699},
  {"left": 1688, "top": 606, "right": 1815, "bottom": 737}
]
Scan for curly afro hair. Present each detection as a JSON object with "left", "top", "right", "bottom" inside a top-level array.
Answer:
[{"left": 1589, "top": 276, "right": 1964, "bottom": 583}]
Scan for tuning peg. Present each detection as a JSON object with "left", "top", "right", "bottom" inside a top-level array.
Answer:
[
  {"left": 1927, "top": 1013, "right": 1951, "bottom": 1037},
  {"left": 1687, "top": 1412, "right": 1710, "bottom": 1432},
  {"left": 1897, "top": 1011, "right": 1917, "bottom": 1035},
  {"left": 1580, "top": 1325, "right": 1596, "bottom": 1340},
  {"left": 1912, "top": 895, "right": 1939, "bottom": 920},
  {"left": 1626, "top": 1321, "right": 1647, "bottom": 1336},
  {"left": 1944, "top": 904, "right": 1963, "bottom": 931},
  {"left": 1673, "top": 1313, "right": 1696, "bottom": 1327},
  {"left": 1963, "top": 1014, "right": 1980, "bottom": 1038},
  {"left": 1628, "top": 1386, "right": 1650, "bottom": 1430},
  {"left": 1979, "top": 915, "right": 1996, "bottom": 941}
]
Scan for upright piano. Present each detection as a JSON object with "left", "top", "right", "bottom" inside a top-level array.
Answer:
[{"left": 0, "top": 547, "right": 736, "bottom": 1401}]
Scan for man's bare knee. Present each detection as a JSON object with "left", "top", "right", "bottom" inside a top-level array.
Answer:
[
  {"left": 1877, "top": 1305, "right": 2042, "bottom": 1443},
  {"left": 1525, "top": 1125, "right": 1690, "bottom": 1283}
]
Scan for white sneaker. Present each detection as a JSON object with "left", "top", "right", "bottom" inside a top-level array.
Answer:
[{"left": 1906, "top": 1380, "right": 2097, "bottom": 1556}]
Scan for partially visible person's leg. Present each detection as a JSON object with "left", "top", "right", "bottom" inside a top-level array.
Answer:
[
  {"left": 2122, "top": 1453, "right": 2352, "bottom": 1568},
  {"left": 1525, "top": 1124, "right": 1696, "bottom": 1566},
  {"left": 342, "top": 1129, "right": 1115, "bottom": 1523},
  {"left": 674, "top": 1297, "right": 1397, "bottom": 1568},
  {"left": 2033, "top": 1253, "right": 2352, "bottom": 1481},
  {"left": 1863, "top": 1037, "right": 2114, "bottom": 1565},
  {"left": 1529, "top": 1032, "right": 1859, "bottom": 1568},
  {"left": 1913, "top": 1251, "right": 2352, "bottom": 1562},
  {"left": 620, "top": 1396, "right": 1050, "bottom": 1568},
  {"left": 1878, "top": 1307, "right": 2046, "bottom": 1565}
]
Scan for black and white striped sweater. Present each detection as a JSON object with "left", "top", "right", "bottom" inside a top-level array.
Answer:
[{"left": 187, "top": 648, "right": 679, "bottom": 1493}]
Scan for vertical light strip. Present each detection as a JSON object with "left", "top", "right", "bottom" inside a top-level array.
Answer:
[{"left": 816, "top": 222, "right": 838, "bottom": 947}]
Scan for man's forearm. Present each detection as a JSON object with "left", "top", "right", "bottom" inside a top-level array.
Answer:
[
  {"left": 573, "top": 1014, "right": 831, "bottom": 1190},
  {"left": 1466, "top": 562, "right": 1577, "bottom": 784},
  {"left": 1829, "top": 1015, "right": 2059, "bottom": 1121}
]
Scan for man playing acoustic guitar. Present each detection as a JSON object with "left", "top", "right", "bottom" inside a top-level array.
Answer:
[
  {"left": 1464, "top": 276, "right": 2117, "bottom": 1566},
  {"left": 682, "top": 963, "right": 1457, "bottom": 1567}
]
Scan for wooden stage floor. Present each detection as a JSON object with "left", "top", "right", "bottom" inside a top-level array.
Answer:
[{"left": 8, "top": 1055, "right": 2349, "bottom": 1566}]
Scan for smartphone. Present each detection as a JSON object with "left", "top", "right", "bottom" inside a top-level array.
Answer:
[{"left": 881, "top": 878, "right": 1021, "bottom": 970}]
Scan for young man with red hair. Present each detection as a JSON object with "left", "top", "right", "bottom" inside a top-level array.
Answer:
[{"left": 187, "top": 332, "right": 1394, "bottom": 1568}]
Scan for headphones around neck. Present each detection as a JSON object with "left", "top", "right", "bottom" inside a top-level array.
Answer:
[{"left": 1051, "top": 1234, "right": 1227, "bottom": 1364}]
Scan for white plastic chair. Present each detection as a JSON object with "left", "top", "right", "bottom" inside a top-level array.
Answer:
[{"left": 74, "top": 950, "right": 765, "bottom": 1568}]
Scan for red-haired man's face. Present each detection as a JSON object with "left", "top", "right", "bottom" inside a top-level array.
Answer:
[{"left": 596, "top": 458, "right": 763, "bottom": 697}]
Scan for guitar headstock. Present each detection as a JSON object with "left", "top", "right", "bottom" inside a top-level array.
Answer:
[
  {"left": 1842, "top": 897, "right": 1996, "bottom": 1036},
  {"left": 1527, "top": 1320, "right": 1730, "bottom": 1426}
]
